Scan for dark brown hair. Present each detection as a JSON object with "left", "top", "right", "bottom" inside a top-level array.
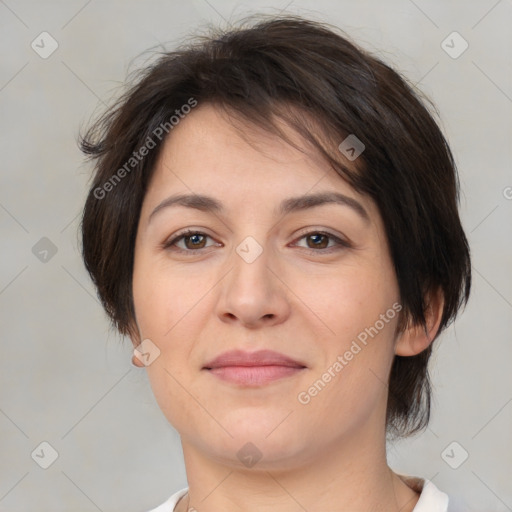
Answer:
[{"left": 79, "top": 15, "right": 471, "bottom": 437}]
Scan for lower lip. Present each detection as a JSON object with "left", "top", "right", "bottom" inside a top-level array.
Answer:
[{"left": 206, "top": 365, "right": 305, "bottom": 386}]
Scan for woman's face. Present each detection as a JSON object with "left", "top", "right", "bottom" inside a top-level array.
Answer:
[{"left": 132, "top": 104, "right": 402, "bottom": 469}]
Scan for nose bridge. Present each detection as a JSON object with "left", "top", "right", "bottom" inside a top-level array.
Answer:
[
  {"left": 216, "top": 234, "right": 290, "bottom": 326},
  {"left": 229, "top": 234, "right": 273, "bottom": 301}
]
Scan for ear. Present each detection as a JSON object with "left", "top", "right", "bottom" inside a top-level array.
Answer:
[{"left": 394, "top": 288, "right": 445, "bottom": 356}]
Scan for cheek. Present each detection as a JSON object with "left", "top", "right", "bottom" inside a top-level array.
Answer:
[
  {"left": 131, "top": 257, "right": 215, "bottom": 428},
  {"left": 297, "top": 315, "right": 398, "bottom": 439},
  {"left": 132, "top": 256, "right": 213, "bottom": 338},
  {"left": 145, "top": 363, "right": 192, "bottom": 430},
  {"left": 296, "top": 262, "right": 399, "bottom": 340},
  {"left": 293, "top": 263, "right": 399, "bottom": 409}
]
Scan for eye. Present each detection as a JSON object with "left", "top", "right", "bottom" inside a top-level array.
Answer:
[
  {"left": 162, "top": 229, "right": 351, "bottom": 255},
  {"left": 162, "top": 230, "right": 219, "bottom": 254},
  {"left": 292, "top": 231, "right": 351, "bottom": 254}
]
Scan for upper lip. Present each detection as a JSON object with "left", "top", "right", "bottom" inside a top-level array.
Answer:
[{"left": 203, "top": 349, "right": 306, "bottom": 369}]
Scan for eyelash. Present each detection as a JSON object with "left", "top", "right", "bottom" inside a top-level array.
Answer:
[{"left": 161, "top": 229, "right": 351, "bottom": 256}]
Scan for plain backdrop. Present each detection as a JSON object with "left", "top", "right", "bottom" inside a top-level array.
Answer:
[{"left": 1, "top": 0, "right": 511, "bottom": 510}]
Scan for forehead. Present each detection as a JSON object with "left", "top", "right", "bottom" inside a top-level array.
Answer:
[
  {"left": 158, "top": 104, "right": 327, "bottom": 178},
  {"left": 143, "top": 103, "right": 377, "bottom": 221}
]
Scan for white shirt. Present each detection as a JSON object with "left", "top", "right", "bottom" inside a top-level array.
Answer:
[{"left": 146, "top": 476, "right": 461, "bottom": 511}]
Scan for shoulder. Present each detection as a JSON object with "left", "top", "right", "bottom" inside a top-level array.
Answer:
[{"left": 145, "top": 487, "right": 188, "bottom": 512}]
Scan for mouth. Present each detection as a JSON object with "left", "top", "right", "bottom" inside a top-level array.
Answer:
[{"left": 203, "top": 349, "right": 307, "bottom": 387}]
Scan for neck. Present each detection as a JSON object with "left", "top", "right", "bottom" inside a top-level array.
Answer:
[{"left": 178, "top": 424, "right": 419, "bottom": 512}]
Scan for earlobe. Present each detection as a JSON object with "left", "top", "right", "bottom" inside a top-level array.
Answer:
[
  {"left": 394, "top": 289, "right": 445, "bottom": 357},
  {"left": 130, "top": 336, "right": 146, "bottom": 368},
  {"left": 132, "top": 351, "right": 146, "bottom": 367}
]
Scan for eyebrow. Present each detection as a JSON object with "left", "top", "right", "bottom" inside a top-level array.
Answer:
[{"left": 148, "top": 191, "right": 369, "bottom": 224}]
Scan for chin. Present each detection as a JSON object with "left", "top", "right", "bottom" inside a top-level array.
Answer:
[
  {"left": 220, "top": 404, "right": 299, "bottom": 436},
  {"left": 205, "top": 435, "right": 311, "bottom": 472},
  {"left": 198, "top": 413, "right": 312, "bottom": 466}
]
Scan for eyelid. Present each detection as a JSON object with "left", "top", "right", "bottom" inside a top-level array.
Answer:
[{"left": 290, "top": 228, "right": 352, "bottom": 251}]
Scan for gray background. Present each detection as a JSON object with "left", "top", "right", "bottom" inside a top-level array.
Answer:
[{"left": 1, "top": 0, "right": 511, "bottom": 510}]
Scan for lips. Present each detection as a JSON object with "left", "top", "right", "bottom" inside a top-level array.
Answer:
[
  {"left": 203, "top": 349, "right": 306, "bottom": 369},
  {"left": 203, "top": 349, "right": 307, "bottom": 386}
]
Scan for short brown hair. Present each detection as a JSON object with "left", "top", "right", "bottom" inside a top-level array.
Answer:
[{"left": 79, "top": 15, "right": 471, "bottom": 437}]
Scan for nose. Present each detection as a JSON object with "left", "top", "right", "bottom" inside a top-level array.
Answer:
[{"left": 215, "top": 242, "right": 291, "bottom": 329}]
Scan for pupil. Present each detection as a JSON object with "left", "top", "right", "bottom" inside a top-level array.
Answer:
[
  {"left": 309, "top": 234, "right": 327, "bottom": 248},
  {"left": 188, "top": 234, "right": 203, "bottom": 247}
]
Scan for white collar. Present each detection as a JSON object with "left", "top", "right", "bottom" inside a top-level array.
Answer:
[
  {"left": 148, "top": 475, "right": 450, "bottom": 512},
  {"left": 397, "top": 474, "right": 450, "bottom": 512}
]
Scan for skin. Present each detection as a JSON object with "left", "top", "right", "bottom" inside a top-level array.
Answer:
[{"left": 130, "top": 104, "right": 443, "bottom": 512}]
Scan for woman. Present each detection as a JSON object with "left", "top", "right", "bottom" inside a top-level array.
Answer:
[{"left": 80, "top": 16, "right": 471, "bottom": 511}]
